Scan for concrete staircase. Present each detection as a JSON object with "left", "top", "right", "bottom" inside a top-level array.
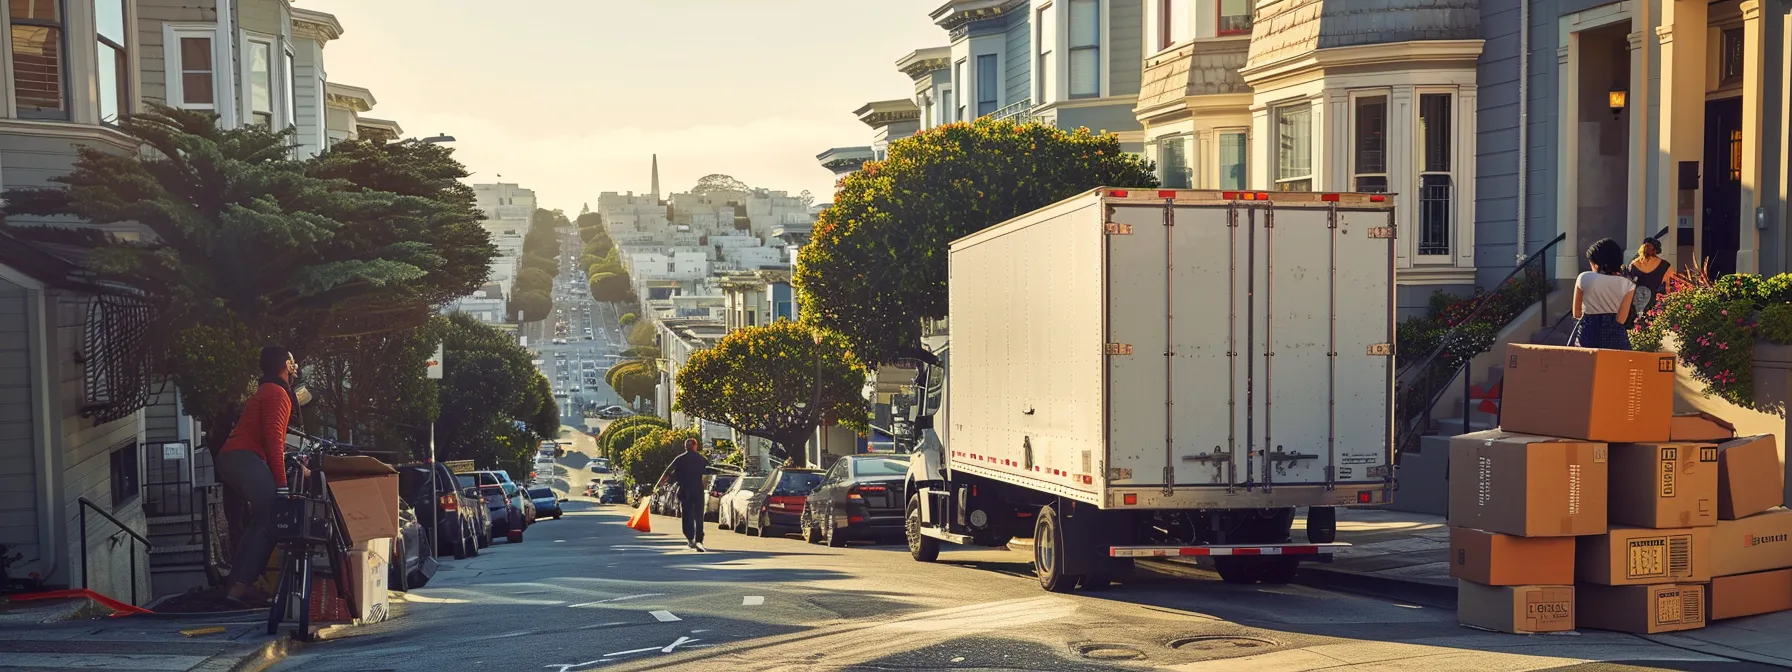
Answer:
[{"left": 145, "top": 486, "right": 221, "bottom": 599}]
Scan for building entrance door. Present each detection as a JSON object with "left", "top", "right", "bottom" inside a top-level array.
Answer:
[{"left": 1703, "top": 97, "right": 1743, "bottom": 278}]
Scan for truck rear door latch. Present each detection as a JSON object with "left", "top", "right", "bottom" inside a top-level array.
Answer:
[{"left": 1181, "top": 451, "right": 1232, "bottom": 463}]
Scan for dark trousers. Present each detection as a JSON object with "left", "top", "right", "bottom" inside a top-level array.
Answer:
[
  {"left": 219, "top": 450, "right": 280, "bottom": 588},
  {"left": 679, "top": 490, "right": 705, "bottom": 544}
]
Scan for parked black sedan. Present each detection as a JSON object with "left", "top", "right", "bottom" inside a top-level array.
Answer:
[
  {"left": 801, "top": 454, "right": 911, "bottom": 547},
  {"left": 398, "top": 462, "right": 482, "bottom": 559},
  {"left": 529, "top": 487, "right": 565, "bottom": 520},
  {"left": 745, "top": 467, "right": 825, "bottom": 538},
  {"left": 479, "top": 485, "right": 526, "bottom": 542},
  {"left": 597, "top": 483, "right": 627, "bottom": 504}
]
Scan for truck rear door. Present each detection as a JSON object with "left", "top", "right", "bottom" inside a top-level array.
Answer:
[{"left": 1103, "top": 192, "right": 1394, "bottom": 494}]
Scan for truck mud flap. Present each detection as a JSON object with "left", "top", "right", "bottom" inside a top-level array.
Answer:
[{"left": 1057, "top": 499, "right": 1134, "bottom": 576}]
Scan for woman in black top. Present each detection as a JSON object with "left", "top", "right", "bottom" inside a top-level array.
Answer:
[{"left": 1625, "top": 237, "right": 1674, "bottom": 329}]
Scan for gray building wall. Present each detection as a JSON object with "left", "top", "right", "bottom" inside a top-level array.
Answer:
[
  {"left": 136, "top": 0, "right": 218, "bottom": 106},
  {"left": 54, "top": 294, "right": 146, "bottom": 600},
  {"left": 0, "top": 279, "right": 39, "bottom": 573},
  {"left": 1109, "top": 0, "right": 1144, "bottom": 96},
  {"left": 1004, "top": 11, "right": 1032, "bottom": 104}
]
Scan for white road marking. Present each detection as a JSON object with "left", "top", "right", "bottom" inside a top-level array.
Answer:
[
  {"left": 649, "top": 610, "right": 681, "bottom": 622},
  {"left": 742, "top": 596, "right": 764, "bottom": 606},
  {"left": 554, "top": 539, "right": 566, "bottom": 543},
  {"left": 660, "top": 636, "right": 699, "bottom": 653},
  {"left": 602, "top": 646, "right": 660, "bottom": 657},
  {"left": 567, "top": 593, "right": 666, "bottom": 608}
]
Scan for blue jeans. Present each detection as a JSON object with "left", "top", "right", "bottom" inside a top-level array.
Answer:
[{"left": 1570, "top": 313, "right": 1631, "bottom": 350}]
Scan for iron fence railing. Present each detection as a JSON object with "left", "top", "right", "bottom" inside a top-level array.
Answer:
[
  {"left": 79, "top": 497, "right": 152, "bottom": 606},
  {"left": 986, "top": 98, "right": 1035, "bottom": 124}
]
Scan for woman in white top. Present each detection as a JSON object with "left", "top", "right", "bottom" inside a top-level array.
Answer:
[{"left": 1571, "top": 238, "right": 1637, "bottom": 350}]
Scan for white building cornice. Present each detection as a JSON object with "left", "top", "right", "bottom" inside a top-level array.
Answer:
[
  {"left": 291, "top": 8, "right": 343, "bottom": 43},
  {"left": 324, "top": 82, "right": 376, "bottom": 112},
  {"left": 854, "top": 99, "right": 921, "bottom": 129},
  {"left": 929, "top": 0, "right": 1027, "bottom": 31},
  {"left": 1239, "top": 39, "right": 1486, "bottom": 89},
  {"left": 896, "top": 46, "right": 952, "bottom": 81}
]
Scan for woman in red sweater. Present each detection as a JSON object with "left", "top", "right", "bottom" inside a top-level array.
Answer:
[{"left": 218, "top": 346, "right": 299, "bottom": 606}]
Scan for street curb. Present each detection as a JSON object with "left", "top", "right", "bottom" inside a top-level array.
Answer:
[
  {"left": 1640, "top": 633, "right": 1792, "bottom": 669},
  {"left": 188, "top": 635, "right": 301, "bottom": 672},
  {"left": 1292, "top": 564, "right": 1456, "bottom": 609}
]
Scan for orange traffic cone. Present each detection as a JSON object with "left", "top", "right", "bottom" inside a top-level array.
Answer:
[{"left": 626, "top": 500, "right": 652, "bottom": 533}]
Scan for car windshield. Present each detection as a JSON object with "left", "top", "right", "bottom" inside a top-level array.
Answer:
[
  {"left": 711, "top": 475, "right": 737, "bottom": 491},
  {"left": 482, "top": 491, "right": 506, "bottom": 506},
  {"left": 528, "top": 488, "right": 554, "bottom": 498},
  {"left": 455, "top": 475, "right": 476, "bottom": 489},
  {"left": 851, "top": 457, "right": 910, "bottom": 477},
  {"left": 775, "top": 471, "right": 824, "bottom": 494}
]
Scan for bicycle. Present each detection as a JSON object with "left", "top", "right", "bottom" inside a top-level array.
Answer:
[{"left": 265, "top": 429, "right": 362, "bottom": 640}]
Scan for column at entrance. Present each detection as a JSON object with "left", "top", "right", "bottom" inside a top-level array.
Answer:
[
  {"left": 1737, "top": 0, "right": 1768, "bottom": 274},
  {"left": 1656, "top": 0, "right": 1708, "bottom": 275}
]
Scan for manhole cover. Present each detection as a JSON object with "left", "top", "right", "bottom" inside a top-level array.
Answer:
[
  {"left": 1169, "top": 635, "right": 1279, "bottom": 651},
  {"left": 1074, "top": 643, "right": 1147, "bottom": 661}
]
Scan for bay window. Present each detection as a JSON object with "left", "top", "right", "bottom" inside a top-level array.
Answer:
[
  {"left": 169, "top": 32, "right": 215, "bottom": 109},
  {"left": 1219, "top": 0, "right": 1252, "bottom": 35},
  {"left": 1157, "top": 137, "right": 1190, "bottom": 188},
  {"left": 939, "top": 86, "right": 954, "bottom": 125},
  {"left": 1158, "top": 0, "right": 1188, "bottom": 50},
  {"left": 1036, "top": 2, "right": 1055, "bottom": 103},
  {"left": 11, "top": 0, "right": 65, "bottom": 119},
  {"left": 954, "top": 59, "right": 966, "bottom": 122},
  {"left": 1417, "top": 93, "right": 1454, "bottom": 257},
  {"left": 1068, "top": 0, "right": 1099, "bottom": 98},
  {"left": 1218, "top": 130, "right": 1247, "bottom": 190},
  {"left": 95, "top": 0, "right": 126, "bottom": 124},
  {"left": 1351, "top": 94, "right": 1388, "bottom": 193},
  {"left": 248, "top": 39, "right": 272, "bottom": 127},
  {"left": 1273, "top": 102, "right": 1312, "bottom": 192},
  {"left": 976, "top": 54, "right": 997, "bottom": 117}
]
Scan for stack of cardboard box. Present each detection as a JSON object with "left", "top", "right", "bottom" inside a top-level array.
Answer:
[{"left": 1449, "top": 344, "right": 1792, "bottom": 634}]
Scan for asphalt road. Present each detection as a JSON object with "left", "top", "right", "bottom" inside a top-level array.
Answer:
[
  {"left": 534, "top": 243, "right": 633, "bottom": 425},
  {"left": 272, "top": 436, "right": 1775, "bottom": 672}
]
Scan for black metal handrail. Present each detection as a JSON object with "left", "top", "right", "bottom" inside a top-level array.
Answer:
[
  {"left": 78, "top": 497, "right": 153, "bottom": 606},
  {"left": 1394, "top": 233, "right": 1566, "bottom": 457}
]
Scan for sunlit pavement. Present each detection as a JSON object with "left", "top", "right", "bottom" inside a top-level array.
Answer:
[{"left": 272, "top": 445, "right": 1781, "bottom": 672}]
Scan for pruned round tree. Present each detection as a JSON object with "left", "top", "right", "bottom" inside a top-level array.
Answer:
[
  {"left": 673, "top": 321, "right": 867, "bottom": 467},
  {"left": 605, "top": 358, "right": 658, "bottom": 408},
  {"left": 795, "top": 119, "right": 1156, "bottom": 364}
]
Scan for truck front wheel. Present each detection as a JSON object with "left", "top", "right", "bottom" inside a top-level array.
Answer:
[
  {"left": 1034, "top": 504, "right": 1079, "bottom": 593},
  {"left": 906, "top": 495, "right": 940, "bottom": 562}
]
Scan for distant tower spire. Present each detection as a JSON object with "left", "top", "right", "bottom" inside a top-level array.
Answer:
[{"left": 650, "top": 154, "right": 660, "bottom": 200}]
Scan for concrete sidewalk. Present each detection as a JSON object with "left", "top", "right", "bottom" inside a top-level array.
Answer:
[
  {"left": 1294, "top": 507, "right": 1792, "bottom": 669},
  {"left": 0, "top": 596, "right": 295, "bottom": 671}
]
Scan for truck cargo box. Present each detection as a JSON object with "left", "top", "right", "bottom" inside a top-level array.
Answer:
[{"left": 943, "top": 189, "right": 1396, "bottom": 510}]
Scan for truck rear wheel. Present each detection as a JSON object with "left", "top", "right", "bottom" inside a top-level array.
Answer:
[
  {"left": 906, "top": 495, "right": 940, "bottom": 562},
  {"left": 1034, "top": 504, "right": 1079, "bottom": 593}
]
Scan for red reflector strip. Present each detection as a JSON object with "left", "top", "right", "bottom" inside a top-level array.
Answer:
[
  {"left": 1106, "top": 543, "right": 1345, "bottom": 558},
  {"left": 1221, "top": 191, "right": 1239, "bottom": 199},
  {"left": 1157, "top": 190, "right": 1178, "bottom": 198},
  {"left": 1370, "top": 195, "right": 1387, "bottom": 202},
  {"left": 1320, "top": 193, "right": 1341, "bottom": 202},
  {"left": 1256, "top": 192, "right": 1270, "bottom": 200},
  {"left": 1108, "top": 190, "right": 1129, "bottom": 198}
]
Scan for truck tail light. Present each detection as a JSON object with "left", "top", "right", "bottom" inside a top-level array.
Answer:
[{"left": 847, "top": 484, "right": 887, "bottom": 500}]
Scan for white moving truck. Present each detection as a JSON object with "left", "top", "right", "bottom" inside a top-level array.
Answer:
[{"left": 901, "top": 188, "right": 1397, "bottom": 592}]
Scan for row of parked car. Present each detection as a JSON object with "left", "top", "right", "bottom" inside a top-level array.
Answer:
[
  {"left": 642, "top": 453, "right": 912, "bottom": 547},
  {"left": 396, "top": 461, "right": 570, "bottom": 567}
]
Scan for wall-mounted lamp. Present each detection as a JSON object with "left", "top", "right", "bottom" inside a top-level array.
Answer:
[{"left": 1608, "top": 88, "right": 1628, "bottom": 118}]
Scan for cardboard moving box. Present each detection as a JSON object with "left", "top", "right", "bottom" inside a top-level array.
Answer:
[
  {"left": 1577, "top": 583, "right": 1707, "bottom": 634},
  {"left": 1450, "top": 528, "right": 1575, "bottom": 585},
  {"left": 323, "top": 455, "right": 400, "bottom": 544},
  {"left": 1456, "top": 582, "right": 1575, "bottom": 634},
  {"left": 347, "top": 538, "right": 392, "bottom": 625},
  {"left": 1671, "top": 412, "right": 1736, "bottom": 442},
  {"left": 1608, "top": 442, "right": 1718, "bottom": 528},
  {"left": 1715, "top": 435, "right": 1784, "bottom": 520},
  {"left": 1708, "top": 507, "right": 1792, "bottom": 577},
  {"left": 1708, "top": 568, "right": 1792, "bottom": 620},
  {"left": 1499, "top": 344, "right": 1674, "bottom": 443},
  {"left": 1447, "top": 430, "right": 1608, "bottom": 537},
  {"left": 1576, "top": 526, "right": 1711, "bottom": 585}
]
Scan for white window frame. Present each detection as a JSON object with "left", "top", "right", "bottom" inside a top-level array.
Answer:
[
  {"left": 1036, "top": 1, "right": 1056, "bottom": 104},
  {"left": 1215, "top": 127, "right": 1249, "bottom": 191},
  {"left": 163, "top": 24, "right": 217, "bottom": 111},
  {"left": 282, "top": 43, "right": 295, "bottom": 129},
  {"left": 974, "top": 52, "right": 1000, "bottom": 117},
  {"left": 1154, "top": 133, "right": 1192, "bottom": 188},
  {"left": 953, "top": 58, "right": 967, "bottom": 122},
  {"left": 937, "top": 83, "right": 953, "bottom": 125},
  {"left": 1272, "top": 100, "right": 1314, "bottom": 192},
  {"left": 242, "top": 35, "right": 275, "bottom": 127},
  {"left": 1067, "top": 0, "right": 1102, "bottom": 99},
  {"left": 1156, "top": 0, "right": 1190, "bottom": 52},
  {"left": 1348, "top": 89, "right": 1390, "bottom": 195},
  {"left": 1413, "top": 87, "right": 1457, "bottom": 262}
]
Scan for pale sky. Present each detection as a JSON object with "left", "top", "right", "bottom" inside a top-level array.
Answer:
[{"left": 304, "top": 0, "right": 944, "bottom": 212}]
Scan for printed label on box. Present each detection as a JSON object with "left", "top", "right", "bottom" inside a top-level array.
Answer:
[
  {"left": 1660, "top": 449, "right": 1677, "bottom": 498},
  {"left": 1594, "top": 445, "right": 1608, "bottom": 463},
  {"left": 1629, "top": 538, "right": 1668, "bottom": 579},
  {"left": 1655, "top": 591, "right": 1683, "bottom": 625},
  {"left": 1699, "top": 447, "right": 1717, "bottom": 462},
  {"left": 1524, "top": 592, "right": 1573, "bottom": 628}
]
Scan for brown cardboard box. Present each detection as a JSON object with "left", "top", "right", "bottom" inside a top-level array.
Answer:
[
  {"left": 347, "top": 538, "right": 392, "bottom": 624},
  {"left": 1708, "top": 568, "right": 1792, "bottom": 620},
  {"left": 1578, "top": 583, "right": 1707, "bottom": 633},
  {"left": 1576, "top": 526, "right": 1711, "bottom": 585},
  {"left": 323, "top": 455, "right": 400, "bottom": 544},
  {"left": 1500, "top": 344, "right": 1674, "bottom": 443},
  {"left": 1447, "top": 430, "right": 1608, "bottom": 537},
  {"left": 1450, "top": 528, "right": 1575, "bottom": 585},
  {"left": 1671, "top": 412, "right": 1736, "bottom": 442},
  {"left": 1456, "top": 582, "right": 1575, "bottom": 634},
  {"left": 1716, "top": 435, "right": 1784, "bottom": 520},
  {"left": 1708, "top": 507, "right": 1792, "bottom": 577},
  {"left": 1608, "top": 442, "right": 1719, "bottom": 528}
]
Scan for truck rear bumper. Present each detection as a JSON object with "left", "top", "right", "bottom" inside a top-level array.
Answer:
[
  {"left": 1101, "top": 484, "right": 1390, "bottom": 510},
  {"left": 1108, "top": 542, "right": 1350, "bottom": 558}
]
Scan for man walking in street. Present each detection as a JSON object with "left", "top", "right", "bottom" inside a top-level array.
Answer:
[{"left": 668, "top": 438, "right": 710, "bottom": 551}]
